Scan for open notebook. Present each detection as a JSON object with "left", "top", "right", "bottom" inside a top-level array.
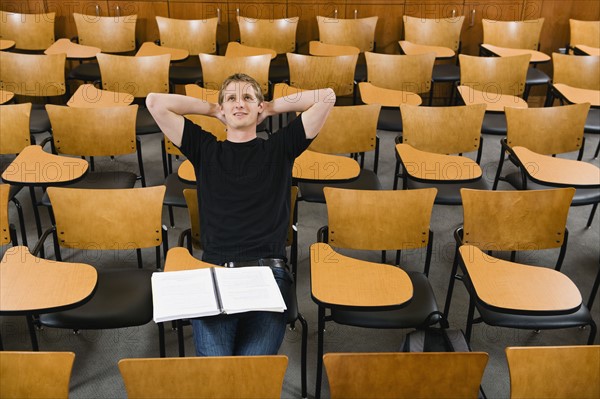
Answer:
[{"left": 151, "top": 267, "right": 287, "bottom": 323}]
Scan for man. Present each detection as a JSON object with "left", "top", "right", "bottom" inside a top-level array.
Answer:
[{"left": 147, "top": 74, "right": 335, "bottom": 356}]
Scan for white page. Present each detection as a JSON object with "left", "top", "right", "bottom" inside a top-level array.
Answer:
[
  {"left": 214, "top": 267, "right": 287, "bottom": 315},
  {"left": 151, "top": 269, "right": 219, "bottom": 323}
]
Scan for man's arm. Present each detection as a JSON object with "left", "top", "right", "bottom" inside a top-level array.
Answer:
[
  {"left": 261, "top": 88, "right": 336, "bottom": 139},
  {"left": 146, "top": 93, "right": 222, "bottom": 147}
]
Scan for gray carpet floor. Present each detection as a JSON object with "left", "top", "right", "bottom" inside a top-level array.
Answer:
[{"left": 1, "top": 109, "right": 599, "bottom": 398}]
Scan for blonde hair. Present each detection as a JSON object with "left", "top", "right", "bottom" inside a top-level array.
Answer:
[{"left": 218, "top": 73, "right": 264, "bottom": 105}]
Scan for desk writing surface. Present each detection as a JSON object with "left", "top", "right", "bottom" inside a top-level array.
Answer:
[
  {"left": 310, "top": 243, "right": 413, "bottom": 308},
  {"left": 459, "top": 245, "right": 582, "bottom": 312},
  {"left": 358, "top": 82, "right": 422, "bottom": 107},
  {"left": 480, "top": 44, "right": 550, "bottom": 63},
  {"left": 0, "top": 90, "right": 14, "bottom": 104},
  {"left": 396, "top": 144, "right": 482, "bottom": 182},
  {"left": 293, "top": 150, "right": 360, "bottom": 182},
  {"left": 0, "top": 145, "right": 88, "bottom": 185},
  {"left": 457, "top": 86, "right": 528, "bottom": 112},
  {"left": 136, "top": 42, "right": 188, "bottom": 61},
  {"left": 512, "top": 146, "right": 600, "bottom": 187},
  {"left": 574, "top": 45, "right": 600, "bottom": 56},
  {"left": 0, "top": 40, "right": 15, "bottom": 50},
  {"left": 44, "top": 38, "right": 100, "bottom": 59},
  {"left": 0, "top": 246, "right": 97, "bottom": 314},
  {"left": 164, "top": 247, "right": 216, "bottom": 272},
  {"left": 399, "top": 40, "right": 455, "bottom": 58},
  {"left": 177, "top": 160, "right": 196, "bottom": 184},
  {"left": 552, "top": 84, "right": 600, "bottom": 107},
  {"left": 67, "top": 84, "right": 134, "bottom": 108}
]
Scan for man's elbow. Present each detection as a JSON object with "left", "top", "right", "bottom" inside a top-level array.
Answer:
[{"left": 146, "top": 93, "right": 159, "bottom": 113}]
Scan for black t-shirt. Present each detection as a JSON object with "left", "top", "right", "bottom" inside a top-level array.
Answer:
[{"left": 178, "top": 116, "right": 310, "bottom": 265}]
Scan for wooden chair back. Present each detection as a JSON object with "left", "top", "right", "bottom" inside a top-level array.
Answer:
[
  {"left": 0, "top": 11, "right": 55, "bottom": 50},
  {"left": 400, "top": 103, "right": 485, "bottom": 154},
  {"left": 97, "top": 53, "right": 170, "bottom": 98},
  {"left": 199, "top": 53, "right": 271, "bottom": 94},
  {"left": 403, "top": 15, "right": 465, "bottom": 52},
  {"left": 73, "top": 12, "right": 136, "bottom": 53},
  {"left": 0, "top": 351, "right": 75, "bottom": 399},
  {"left": 0, "top": 52, "right": 66, "bottom": 97},
  {"left": 324, "top": 352, "right": 488, "bottom": 399},
  {"left": 569, "top": 19, "right": 600, "bottom": 48},
  {"left": 119, "top": 355, "right": 287, "bottom": 398},
  {"left": 46, "top": 186, "right": 166, "bottom": 250},
  {"left": 46, "top": 104, "right": 138, "bottom": 156},
  {"left": 0, "top": 103, "right": 31, "bottom": 154},
  {"left": 287, "top": 52, "right": 358, "bottom": 97},
  {"left": 482, "top": 18, "right": 545, "bottom": 50},
  {"left": 460, "top": 188, "right": 575, "bottom": 251},
  {"left": 225, "top": 41, "right": 276, "bottom": 59},
  {"left": 552, "top": 52, "right": 600, "bottom": 90},
  {"left": 317, "top": 15, "right": 378, "bottom": 52},
  {"left": 237, "top": 16, "right": 298, "bottom": 54},
  {"left": 308, "top": 104, "right": 380, "bottom": 154},
  {"left": 309, "top": 41, "right": 360, "bottom": 56},
  {"left": 505, "top": 103, "right": 589, "bottom": 155},
  {"left": 0, "top": 184, "right": 11, "bottom": 246},
  {"left": 184, "top": 84, "right": 228, "bottom": 141},
  {"left": 459, "top": 53, "right": 530, "bottom": 96},
  {"left": 506, "top": 345, "right": 600, "bottom": 399},
  {"left": 323, "top": 187, "right": 437, "bottom": 251},
  {"left": 156, "top": 16, "right": 217, "bottom": 55},
  {"left": 365, "top": 51, "right": 435, "bottom": 94}
]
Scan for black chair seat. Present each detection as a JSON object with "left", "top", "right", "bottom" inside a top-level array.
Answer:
[
  {"left": 585, "top": 108, "right": 600, "bottom": 134},
  {"left": 526, "top": 67, "right": 550, "bottom": 86},
  {"left": 164, "top": 173, "right": 194, "bottom": 207},
  {"left": 68, "top": 62, "right": 101, "bottom": 82},
  {"left": 331, "top": 272, "right": 441, "bottom": 328},
  {"left": 406, "top": 178, "right": 491, "bottom": 205},
  {"left": 8, "top": 184, "right": 22, "bottom": 200},
  {"left": 505, "top": 172, "right": 600, "bottom": 205},
  {"left": 39, "top": 268, "right": 154, "bottom": 330},
  {"left": 377, "top": 107, "right": 403, "bottom": 132},
  {"left": 40, "top": 171, "right": 138, "bottom": 206},
  {"left": 482, "top": 112, "right": 507, "bottom": 135},
  {"left": 136, "top": 107, "right": 161, "bottom": 135},
  {"left": 355, "top": 63, "right": 367, "bottom": 83},
  {"left": 299, "top": 169, "right": 381, "bottom": 203},
  {"left": 169, "top": 65, "right": 202, "bottom": 85},
  {"left": 476, "top": 301, "right": 594, "bottom": 330},
  {"left": 269, "top": 64, "right": 290, "bottom": 85},
  {"left": 432, "top": 63, "right": 460, "bottom": 82},
  {"left": 30, "top": 104, "right": 51, "bottom": 134}
]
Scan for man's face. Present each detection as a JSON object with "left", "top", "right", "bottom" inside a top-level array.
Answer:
[{"left": 219, "top": 81, "right": 263, "bottom": 130}]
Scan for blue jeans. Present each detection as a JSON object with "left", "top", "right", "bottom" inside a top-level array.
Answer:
[{"left": 191, "top": 267, "right": 293, "bottom": 356}]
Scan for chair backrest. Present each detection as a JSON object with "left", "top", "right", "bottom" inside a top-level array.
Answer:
[
  {"left": 324, "top": 187, "right": 437, "bottom": 251},
  {"left": 459, "top": 53, "right": 530, "bottom": 97},
  {"left": 482, "top": 18, "right": 545, "bottom": 50},
  {"left": 287, "top": 52, "right": 358, "bottom": 97},
  {"left": 552, "top": 52, "right": 600, "bottom": 90},
  {"left": 309, "top": 41, "right": 360, "bottom": 56},
  {"left": 183, "top": 84, "right": 227, "bottom": 142},
  {"left": 97, "top": 53, "right": 170, "bottom": 98},
  {"left": 506, "top": 345, "right": 600, "bottom": 399},
  {"left": 46, "top": 104, "right": 138, "bottom": 156},
  {"left": 119, "top": 355, "right": 287, "bottom": 398},
  {"left": 0, "top": 351, "right": 75, "bottom": 399},
  {"left": 0, "top": 103, "right": 31, "bottom": 154},
  {"left": 225, "top": 41, "right": 276, "bottom": 59},
  {"left": 0, "top": 184, "right": 11, "bottom": 246},
  {"left": 365, "top": 51, "right": 435, "bottom": 94},
  {"left": 460, "top": 188, "right": 575, "bottom": 252},
  {"left": 569, "top": 19, "right": 600, "bottom": 48},
  {"left": 505, "top": 103, "right": 589, "bottom": 155},
  {"left": 403, "top": 15, "right": 465, "bottom": 52},
  {"left": 237, "top": 16, "right": 298, "bottom": 54},
  {"left": 324, "top": 352, "right": 488, "bottom": 399},
  {"left": 46, "top": 186, "right": 166, "bottom": 250},
  {"left": 73, "top": 12, "right": 136, "bottom": 53},
  {"left": 317, "top": 15, "right": 378, "bottom": 52},
  {"left": 400, "top": 103, "right": 486, "bottom": 154},
  {"left": 308, "top": 104, "right": 380, "bottom": 154},
  {"left": 156, "top": 16, "right": 218, "bottom": 55},
  {"left": 0, "top": 10, "right": 55, "bottom": 50},
  {"left": 199, "top": 53, "right": 271, "bottom": 94},
  {"left": 0, "top": 52, "right": 66, "bottom": 97}
]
